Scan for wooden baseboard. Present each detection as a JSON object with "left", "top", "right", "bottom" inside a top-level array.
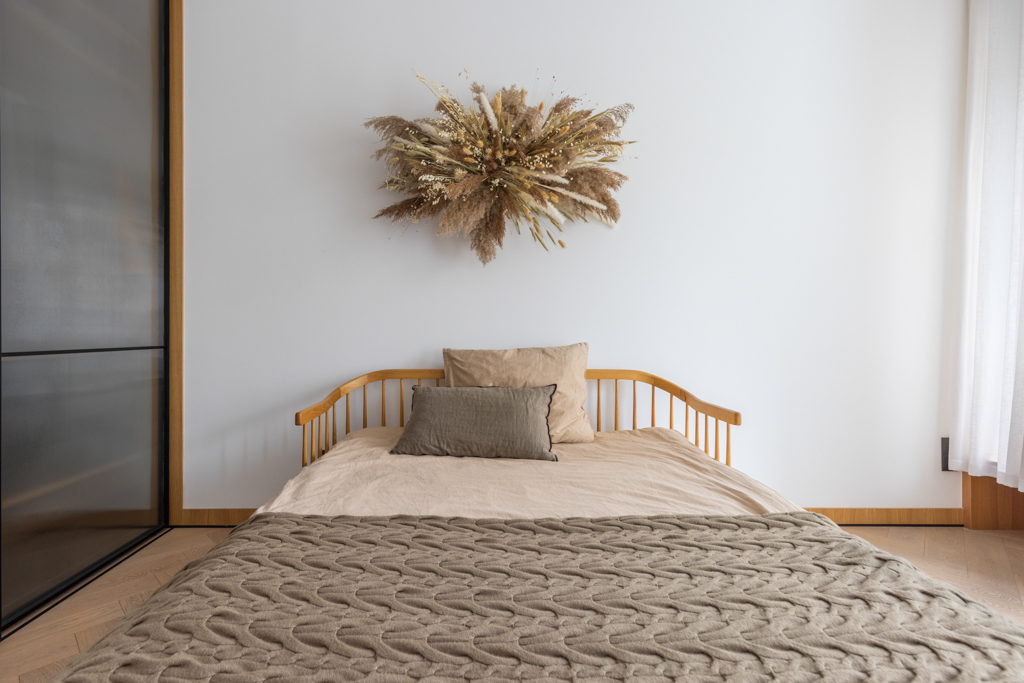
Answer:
[
  {"left": 806, "top": 508, "right": 964, "bottom": 525},
  {"left": 176, "top": 509, "right": 256, "bottom": 526},
  {"left": 962, "top": 473, "right": 1024, "bottom": 530}
]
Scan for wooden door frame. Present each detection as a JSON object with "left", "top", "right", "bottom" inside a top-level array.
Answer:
[{"left": 168, "top": 0, "right": 184, "bottom": 525}]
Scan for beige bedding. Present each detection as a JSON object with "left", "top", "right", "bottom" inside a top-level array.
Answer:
[{"left": 256, "top": 426, "right": 800, "bottom": 518}]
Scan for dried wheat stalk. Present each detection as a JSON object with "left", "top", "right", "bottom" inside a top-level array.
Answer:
[{"left": 366, "top": 74, "right": 633, "bottom": 264}]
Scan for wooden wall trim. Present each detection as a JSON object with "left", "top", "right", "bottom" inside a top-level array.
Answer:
[
  {"left": 165, "top": 5, "right": 245, "bottom": 532},
  {"left": 179, "top": 509, "right": 256, "bottom": 526},
  {"left": 807, "top": 508, "right": 964, "bottom": 525},
  {"left": 169, "top": 0, "right": 184, "bottom": 526},
  {"left": 962, "top": 473, "right": 1024, "bottom": 530}
]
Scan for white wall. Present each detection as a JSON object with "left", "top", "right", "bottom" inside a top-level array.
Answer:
[{"left": 183, "top": 0, "right": 967, "bottom": 509}]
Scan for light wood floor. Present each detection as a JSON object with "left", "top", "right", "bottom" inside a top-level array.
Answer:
[
  {"left": 0, "top": 528, "right": 230, "bottom": 683},
  {"left": 1, "top": 525, "right": 1022, "bottom": 682},
  {"left": 843, "top": 526, "right": 1024, "bottom": 624}
]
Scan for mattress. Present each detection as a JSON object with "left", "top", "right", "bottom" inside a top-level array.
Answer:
[
  {"left": 256, "top": 426, "right": 801, "bottom": 518},
  {"left": 56, "top": 512, "right": 1024, "bottom": 681}
]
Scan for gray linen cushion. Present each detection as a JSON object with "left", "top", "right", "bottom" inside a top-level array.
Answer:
[{"left": 391, "top": 385, "right": 557, "bottom": 461}]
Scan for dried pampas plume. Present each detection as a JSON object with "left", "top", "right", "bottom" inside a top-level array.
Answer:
[{"left": 365, "top": 73, "right": 633, "bottom": 264}]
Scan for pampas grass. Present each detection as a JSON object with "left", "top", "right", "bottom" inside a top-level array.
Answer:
[{"left": 365, "top": 73, "right": 633, "bottom": 264}]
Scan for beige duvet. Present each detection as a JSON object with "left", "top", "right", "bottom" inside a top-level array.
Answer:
[{"left": 256, "top": 426, "right": 800, "bottom": 518}]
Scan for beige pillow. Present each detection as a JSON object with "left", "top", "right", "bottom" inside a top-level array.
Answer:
[{"left": 443, "top": 343, "right": 594, "bottom": 443}]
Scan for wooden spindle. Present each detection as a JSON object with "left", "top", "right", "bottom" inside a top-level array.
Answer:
[
  {"left": 614, "top": 380, "right": 619, "bottom": 431},
  {"left": 302, "top": 422, "right": 308, "bottom": 466},
  {"left": 632, "top": 380, "right": 637, "bottom": 429},
  {"left": 704, "top": 414, "right": 710, "bottom": 455},
  {"left": 715, "top": 419, "right": 720, "bottom": 462},
  {"left": 299, "top": 372, "right": 740, "bottom": 468},
  {"left": 651, "top": 384, "right": 655, "bottom": 427},
  {"left": 726, "top": 424, "right": 731, "bottom": 467}
]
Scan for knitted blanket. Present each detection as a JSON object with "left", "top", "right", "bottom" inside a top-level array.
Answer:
[{"left": 57, "top": 512, "right": 1024, "bottom": 681}]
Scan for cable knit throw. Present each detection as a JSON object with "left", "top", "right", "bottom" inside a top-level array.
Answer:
[{"left": 56, "top": 512, "right": 1024, "bottom": 681}]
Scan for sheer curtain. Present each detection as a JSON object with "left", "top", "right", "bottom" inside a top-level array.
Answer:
[{"left": 950, "top": 0, "right": 1024, "bottom": 489}]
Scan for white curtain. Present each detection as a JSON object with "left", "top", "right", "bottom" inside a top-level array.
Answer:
[{"left": 950, "top": 0, "right": 1024, "bottom": 489}]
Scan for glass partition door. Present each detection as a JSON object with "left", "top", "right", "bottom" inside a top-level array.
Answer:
[{"left": 1, "top": 0, "right": 167, "bottom": 626}]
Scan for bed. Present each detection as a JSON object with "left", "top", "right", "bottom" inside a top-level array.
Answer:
[{"left": 55, "top": 367, "right": 1024, "bottom": 681}]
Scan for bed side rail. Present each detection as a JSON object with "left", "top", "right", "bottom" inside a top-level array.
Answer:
[
  {"left": 294, "top": 369, "right": 444, "bottom": 467},
  {"left": 587, "top": 370, "right": 740, "bottom": 466}
]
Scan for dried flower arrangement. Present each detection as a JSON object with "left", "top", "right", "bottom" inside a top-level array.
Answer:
[{"left": 365, "top": 74, "right": 633, "bottom": 264}]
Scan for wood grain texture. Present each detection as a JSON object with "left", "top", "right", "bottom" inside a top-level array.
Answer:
[
  {"left": 17, "top": 654, "right": 78, "bottom": 683},
  {"left": 808, "top": 508, "right": 965, "bottom": 525},
  {"left": 841, "top": 526, "right": 1024, "bottom": 624},
  {"left": 924, "top": 526, "right": 966, "bottom": 565},
  {"left": 963, "top": 473, "right": 1024, "bottom": 530},
  {"left": 168, "top": 0, "right": 184, "bottom": 526},
  {"left": 177, "top": 509, "right": 255, "bottom": 526}
]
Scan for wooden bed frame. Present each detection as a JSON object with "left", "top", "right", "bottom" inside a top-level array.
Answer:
[{"left": 296, "top": 369, "right": 741, "bottom": 469}]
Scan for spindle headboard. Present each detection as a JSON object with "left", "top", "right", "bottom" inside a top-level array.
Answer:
[{"left": 295, "top": 369, "right": 741, "bottom": 468}]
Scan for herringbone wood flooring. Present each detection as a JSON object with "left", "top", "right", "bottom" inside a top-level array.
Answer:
[
  {"left": 0, "top": 525, "right": 1021, "bottom": 682},
  {"left": 0, "top": 528, "right": 230, "bottom": 683}
]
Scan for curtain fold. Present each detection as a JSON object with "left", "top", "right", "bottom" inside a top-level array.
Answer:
[{"left": 950, "top": 0, "right": 1024, "bottom": 489}]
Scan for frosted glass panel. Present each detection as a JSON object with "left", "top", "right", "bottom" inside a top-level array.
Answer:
[
  {"left": 0, "top": 0, "right": 165, "bottom": 627},
  {"left": 0, "top": 0, "right": 163, "bottom": 353},
  {"left": 0, "top": 349, "right": 162, "bottom": 619}
]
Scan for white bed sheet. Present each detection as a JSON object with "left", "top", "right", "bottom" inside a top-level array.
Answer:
[{"left": 256, "top": 426, "right": 800, "bottom": 518}]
